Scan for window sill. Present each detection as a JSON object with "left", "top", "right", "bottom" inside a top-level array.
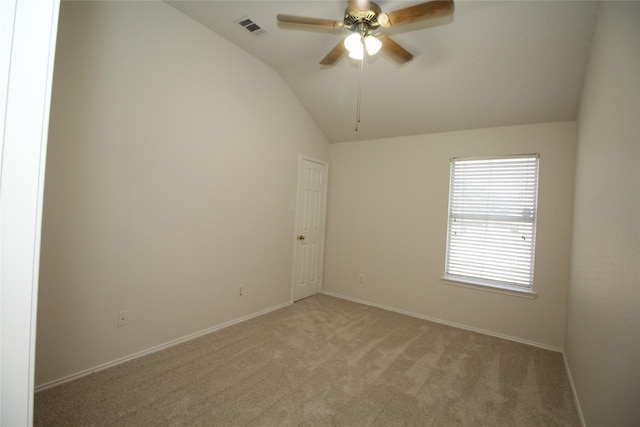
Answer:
[{"left": 441, "top": 276, "right": 538, "bottom": 299}]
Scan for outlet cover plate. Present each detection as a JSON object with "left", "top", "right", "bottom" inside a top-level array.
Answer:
[{"left": 117, "top": 310, "right": 129, "bottom": 327}]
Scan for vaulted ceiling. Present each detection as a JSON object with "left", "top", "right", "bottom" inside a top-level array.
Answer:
[{"left": 167, "top": 1, "right": 598, "bottom": 143}]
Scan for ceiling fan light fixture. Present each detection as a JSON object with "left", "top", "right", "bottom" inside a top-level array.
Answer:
[{"left": 344, "top": 33, "right": 381, "bottom": 59}]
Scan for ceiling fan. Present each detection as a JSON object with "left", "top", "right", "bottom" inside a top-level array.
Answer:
[{"left": 277, "top": 0, "right": 455, "bottom": 65}]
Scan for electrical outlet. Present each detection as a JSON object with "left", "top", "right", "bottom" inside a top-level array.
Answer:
[
  {"left": 117, "top": 310, "right": 129, "bottom": 327},
  {"left": 358, "top": 273, "right": 364, "bottom": 284},
  {"left": 238, "top": 285, "right": 243, "bottom": 297}
]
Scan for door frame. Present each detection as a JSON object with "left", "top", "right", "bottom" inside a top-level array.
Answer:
[
  {"left": 1, "top": 0, "right": 60, "bottom": 424},
  {"left": 291, "top": 155, "right": 329, "bottom": 301}
]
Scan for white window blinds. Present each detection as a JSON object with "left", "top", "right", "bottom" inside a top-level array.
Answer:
[{"left": 444, "top": 154, "right": 539, "bottom": 289}]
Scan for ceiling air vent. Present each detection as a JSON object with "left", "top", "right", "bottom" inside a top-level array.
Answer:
[{"left": 236, "top": 16, "right": 266, "bottom": 37}]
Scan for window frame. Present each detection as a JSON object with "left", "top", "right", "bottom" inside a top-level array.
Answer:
[{"left": 442, "top": 154, "right": 540, "bottom": 298}]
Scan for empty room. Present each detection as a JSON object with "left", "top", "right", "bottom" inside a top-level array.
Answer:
[{"left": 2, "top": 1, "right": 638, "bottom": 426}]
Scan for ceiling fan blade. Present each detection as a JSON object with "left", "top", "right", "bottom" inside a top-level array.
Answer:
[
  {"left": 320, "top": 40, "right": 347, "bottom": 65},
  {"left": 378, "top": 35, "right": 414, "bottom": 64},
  {"left": 277, "top": 14, "right": 344, "bottom": 29},
  {"left": 377, "top": 0, "right": 454, "bottom": 28}
]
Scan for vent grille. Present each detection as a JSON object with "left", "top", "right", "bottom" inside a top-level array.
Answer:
[
  {"left": 236, "top": 16, "right": 266, "bottom": 37},
  {"left": 344, "top": 15, "right": 358, "bottom": 26},
  {"left": 344, "top": 11, "right": 378, "bottom": 26}
]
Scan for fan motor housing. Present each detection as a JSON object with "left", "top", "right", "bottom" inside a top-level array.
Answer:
[{"left": 344, "top": 1, "right": 381, "bottom": 27}]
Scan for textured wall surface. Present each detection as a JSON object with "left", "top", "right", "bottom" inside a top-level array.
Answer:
[
  {"left": 325, "top": 121, "right": 576, "bottom": 349},
  {"left": 565, "top": 2, "right": 640, "bottom": 426},
  {"left": 37, "top": 1, "right": 328, "bottom": 386}
]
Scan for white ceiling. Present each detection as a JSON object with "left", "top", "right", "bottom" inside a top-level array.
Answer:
[{"left": 167, "top": 1, "right": 598, "bottom": 143}]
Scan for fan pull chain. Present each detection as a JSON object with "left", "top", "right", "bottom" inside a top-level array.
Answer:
[{"left": 355, "top": 38, "right": 365, "bottom": 131}]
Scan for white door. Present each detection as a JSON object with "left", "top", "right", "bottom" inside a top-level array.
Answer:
[{"left": 293, "top": 157, "right": 328, "bottom": 301}]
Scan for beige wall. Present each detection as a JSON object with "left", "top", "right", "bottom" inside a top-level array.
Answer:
[
  {"left": 566, "top": 2, "right": 640, "bottom": 425},
  {"left": 36, "top": 1, "right": 328, "bottom": 387},
  {"left": 325, "top": 122, "right": 576, "bottom": 349}
]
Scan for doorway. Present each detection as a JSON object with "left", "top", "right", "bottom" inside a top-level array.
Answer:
[{"left": 292, "top": 156, "right": 328, "bottom": 301}]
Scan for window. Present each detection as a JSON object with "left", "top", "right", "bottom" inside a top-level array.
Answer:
[{"left": 444, "top": 154, "right": 539, "bottom": 293}]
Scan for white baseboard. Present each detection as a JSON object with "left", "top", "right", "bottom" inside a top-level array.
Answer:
[
  {"left": 34, "top": 300, "right": 293, "bottom": 393},
  {"left": 321, "top": 291, "right": 563, "bottom": 352},
  {"left": 562, "top": 351, "right": 586, "bottom": 427}
]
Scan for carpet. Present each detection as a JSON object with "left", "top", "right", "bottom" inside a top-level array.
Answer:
[{"left": 34, "top": 294, "right": 579, "bottom": 426}]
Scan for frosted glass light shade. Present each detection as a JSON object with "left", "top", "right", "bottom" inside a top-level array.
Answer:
[
  {"left": 344, "top": 33, "right": 363, "bottom": 58},
  {"left": 364, "top": 36, "right": 382, "bottom": 55},
  {"left": 348, "top": 49, "right": 364, "bottom": 60}
]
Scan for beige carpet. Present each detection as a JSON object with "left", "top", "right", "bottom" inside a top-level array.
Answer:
[{"left": 34, "top": 294, "right": 579, "bottom": 426}]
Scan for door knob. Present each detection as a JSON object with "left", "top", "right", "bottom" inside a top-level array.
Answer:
[{"left": 297, "top": 235, "right": 305, "bottom": 241}]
